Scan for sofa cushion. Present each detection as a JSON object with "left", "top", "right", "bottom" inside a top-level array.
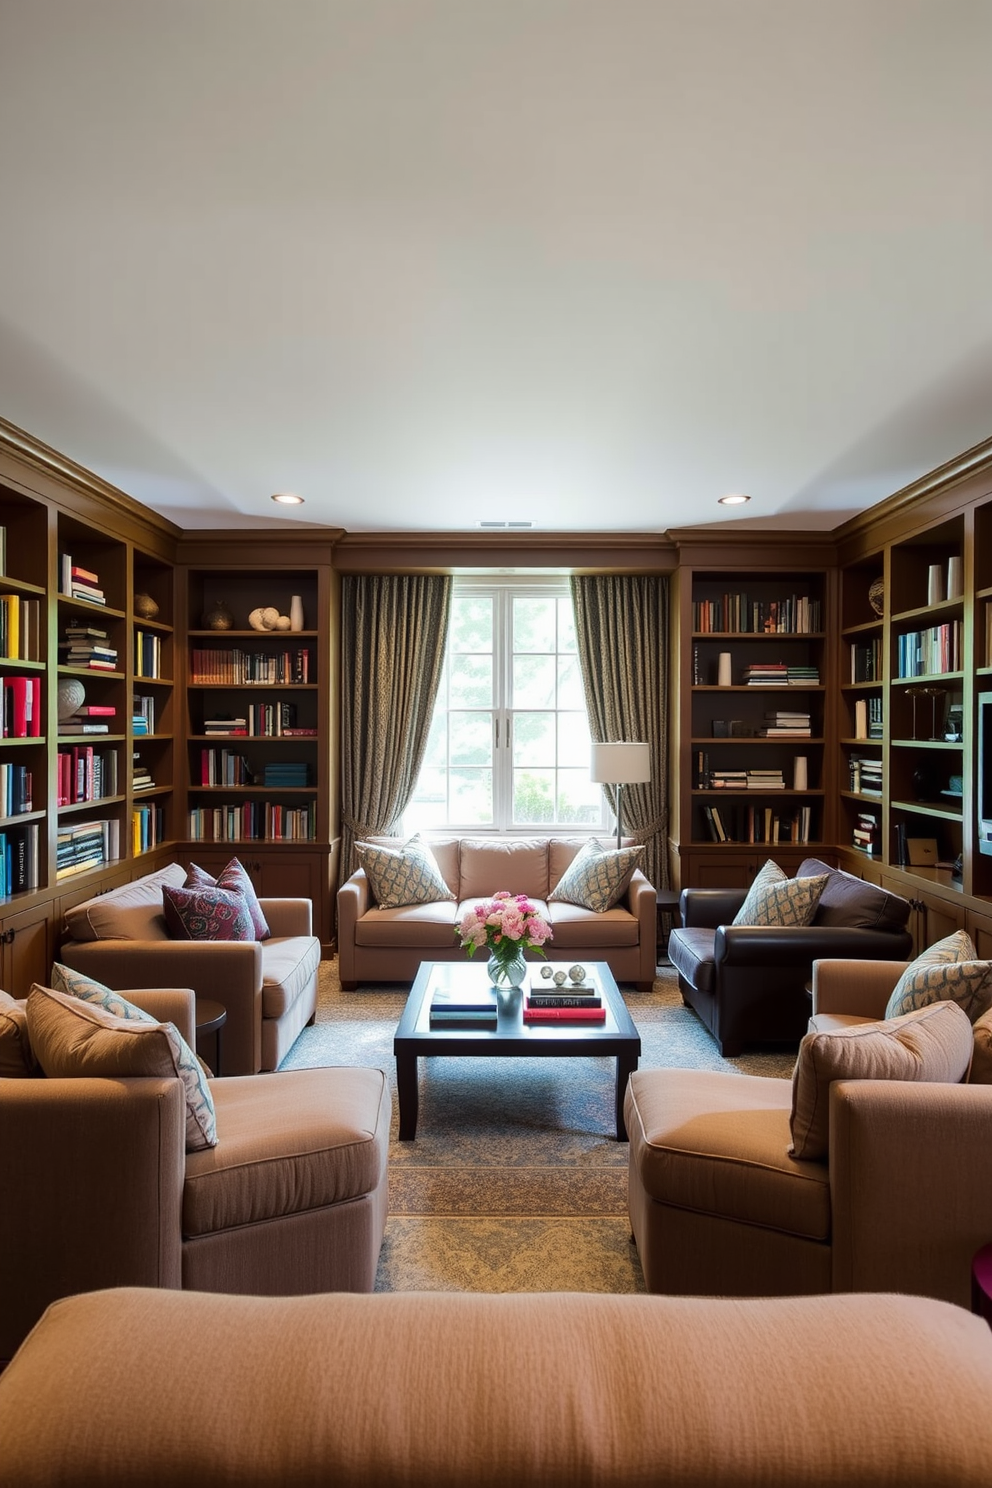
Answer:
[
  {"left": 732, "top": 858, "right": 828, "bottom": 928},
  {"left": 358, "top": 902, "right": 461, "bottom": 950},
  {"left": 549, "top": 837, "right": 643, "bottom": 913},
  {"left": 626, "top": 1068, "right": 830, "bottom": 1241},
  {"left": 798, "top": 857, "right": 911, "bottom": 932},
  {"left": 667, "top": 927, "right": 717, "bottom": 994},
  {"left": 884, "top": 930, "right": 992, "bottom": 1023},
  {"left": 186, "top": 858, "right": 271, "bottom": 941},
  {"left": 25, "top": 984, "right": 217, "bottom": 1151},
  {"left": 545, "top": 900, "right": 639, "bottom": 948},
  {"left": 260, "top": 936, "right": 323, "bottom": 1020},
  {"left": 458, "top": 838, "right": 550, "bottom": 903},
  {"left": 355, "top": 834, "right": 455, "bottom": 908},
  {"left": 183, "top": 1066, "right": 388, "bottom": 1235},
  {"left": 789, "top": 1000, "right": 974, "bottom": 1161},
  {"left": 62, "top": 862, "right": 187, "bottom": 943},
  {"left": 162, "top": 884, "right": 256, "bottom": 942},
  {"left": 0, "top": 990, "right": 35, "bottom": 1077}
]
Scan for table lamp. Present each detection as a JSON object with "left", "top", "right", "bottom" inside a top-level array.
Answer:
[{"left": 589, "top": 741, "right": 651, "bottom": 851}]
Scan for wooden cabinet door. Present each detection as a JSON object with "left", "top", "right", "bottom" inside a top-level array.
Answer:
[{"left": 1, "top": 902, "right": 52, "bottom": 996}]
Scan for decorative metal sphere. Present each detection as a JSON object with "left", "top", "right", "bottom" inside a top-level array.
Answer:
[
  {"left": 57, "top": 678, "right": 86, "bottom": 720},
  {"left": 568, "top": 964, "right": 587, "bottom": 984},
  {"left": 553, "top": 970, "right": 567, "bottom": 986},
  {"left": 540, "top": 964, "right": 553, "bottom": 979}
]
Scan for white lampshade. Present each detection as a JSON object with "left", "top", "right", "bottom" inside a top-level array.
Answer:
[{"left": 589, "top": 741, "right": 651, "bottom": 785}]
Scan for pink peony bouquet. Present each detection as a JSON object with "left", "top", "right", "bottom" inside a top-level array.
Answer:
[{"left": 456, "top": 890, "right": 553, "bottom": 970}]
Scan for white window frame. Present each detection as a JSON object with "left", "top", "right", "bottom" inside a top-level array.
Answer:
[{"left": 403, "top": 575, "right": 609, "bottom": 838}]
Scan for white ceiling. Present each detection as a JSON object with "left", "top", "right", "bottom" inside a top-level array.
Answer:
[{"left": 2, "top": 1, "right": 992, "bottom": 536}]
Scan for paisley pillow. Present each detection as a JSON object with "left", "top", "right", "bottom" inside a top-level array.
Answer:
[{"left": 162, "top": 884, "right": 255, "bottom": 942}]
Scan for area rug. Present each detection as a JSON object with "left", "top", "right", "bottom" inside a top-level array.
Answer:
[{"left": 279, "top": 960, "right": 796, "bottom": 1293}]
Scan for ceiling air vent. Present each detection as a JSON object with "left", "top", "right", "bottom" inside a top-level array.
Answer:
[{"left": 477, "top": 521, "right": 533, "bottom": 529}]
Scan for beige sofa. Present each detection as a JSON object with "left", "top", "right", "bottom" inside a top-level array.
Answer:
[
  {"left": 0, "top": 987, "right": 390, "bottom": 1363},
  {"left": 58, "top": 862, "right": 321, "bottom": 1074},
  {"left": 626, "top": 957, "right": 992, "bottom": 1305},
  {"left": 338, "top": 836, "right": 657, "bottom": 991},
  {"left": 3, "top": 1287, "right": 992, "bottom": 1485}
]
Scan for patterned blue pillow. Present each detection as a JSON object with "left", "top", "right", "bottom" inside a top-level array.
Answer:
[
  {"left": 884, "top": 930, "right": 992, "bottom": 1023},
  {"left": 355, "top": 834, "right": 455, "bottom": 908},
  {"left": 732, "top": 859, "right": 829, "bottom": 928},
  {"left": 50, "top": 962, "right": 155, "bottom": 1022},
  {"left": 549, "top": 838, "right": 644, "bottom": 913}
]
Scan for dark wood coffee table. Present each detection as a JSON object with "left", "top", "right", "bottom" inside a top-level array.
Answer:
[{"left": 393, "top": 960, "right": 641, "bottom": 1142}]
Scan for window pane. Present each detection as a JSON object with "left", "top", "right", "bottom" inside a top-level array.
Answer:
[
  {"left": 557, "top": 598, "right": 577, "bottom": 653},
  {"left": 556, "top": 655, "right": 585, "bottom": 709},
  {"left": 557, "top": 712, "right": 592, "bottom": 768},
  {"left": 451, "top": 768, "right": 492, "bottom": 824},
  {"left": 450, "top": 712, "right": 492, "bottom": 767},
  {"left": 451, "top": 598, "right": 493, "bottom": 652},
  {"left": 514, "top": 768, "right": 555, "bottom": 824},
  {"left": 512, "top": 654, "right": 556, "bottom": 708},
  {"left": 513, "top": 597, "right": 556, "bottom": 652},
  {"left": 405, "top": 768, "right": 449, "bottom": 833},
  {"left": 422, "top": 712, "right": 448, "bottom": 768},
  {"left": 449, "top": 653, "right": 492, "bottom": 708},
  {"left": 512, "top": 711, "right": 554, "bottom": 766},
  {"left": 557, "top": 769, "right": 602, "bottom": 824}
]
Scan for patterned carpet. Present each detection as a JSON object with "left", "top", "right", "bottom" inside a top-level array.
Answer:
[{"left": 280, "top": 960, "right": 796, "bottom": 1293}]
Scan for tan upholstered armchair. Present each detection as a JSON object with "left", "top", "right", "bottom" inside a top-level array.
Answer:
[
  {"left": 626, "top": 957, "right": 992, "bottom": 1306},
  {"left": 0, "top": 987, "right": 390, "bottom": 1364}
]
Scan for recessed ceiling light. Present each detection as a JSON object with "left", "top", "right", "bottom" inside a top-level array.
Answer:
[
  {"left": 271, "top": 492, "right": 304, "bottom": 506},
  {"left": 718, "top": 493, "right": 750, "bottom": 506}
]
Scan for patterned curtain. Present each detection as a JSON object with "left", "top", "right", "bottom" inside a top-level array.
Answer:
[
  {"left": 339, "top": 574, "right": 452, "bottom": 886},
  {"left": 570, "top": 574, "right": 670, "bottom": 890}
]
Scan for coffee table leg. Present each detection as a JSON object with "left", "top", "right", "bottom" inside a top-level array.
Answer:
[
  {"left": 396, "top": 1051, "right": 419, "bottom": 1140},
  {"left": 614, "top": 1053, "right": 638, "bottom": 1141}
]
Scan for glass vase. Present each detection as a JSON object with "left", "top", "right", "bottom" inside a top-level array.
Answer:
[{"left": 487, "top": 948, "right": 528, "bottom": 990}]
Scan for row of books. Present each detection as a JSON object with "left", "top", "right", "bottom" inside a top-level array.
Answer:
[
  {"left": 186, "top": 802, "right": 316, "bottom": 842},
  {"left": 742, "top": 663, "right": 820, "bottom": 686},
  {"left": 198, "top": 748, "right": 255, "bottom": 786},
  {"left": 189, "top": 647, "right": 313, "bottom": 684},
  {"left": 849, "top": 755, "right": 883, "bottom": 797},
  {"left": 0, "top": 594, "right": 42, "bottom": 661},
  {"left": 853, "top": 696, "right": 884, "bottom": 740},
  {"left": 134, "top": 630, "right": 163, "bottom": 679},
  {"left": 895, "top": 621, "right": 962, "bottom": 678},
  {"left": 0, "top": 822, "right": 40, "bottom": 895},
  {"left": 59, "top": 558, "right": 106, "bottom": 606},
  {"left": 850, "top": 638, "right": 883, "bottom": 683},
  {"left": 702, "top": 802, "right": 814, "bottom": 845},
  {"left": 704, "top": 768, "right": 787, "bottom": 790},
  {"left": 0, "top": 763, "right": 32, "bottom": 818},
  {"left": 57, "top": 747, "right": 119, "bottom": 806},
  {"left": 132, "top": 804, "right": 164, "bottom": 855},
  {"left": 692, "top": 594, "right": 822, "bottom": 634},
  {"left": 133, "top": 695, "right": 156, "bottom": 735},
  {"left": 56, "top": 818, "right": 119, "bottom": 880},
  {"left": 3, "top": 676, "right": 41, "bottom": 738}
]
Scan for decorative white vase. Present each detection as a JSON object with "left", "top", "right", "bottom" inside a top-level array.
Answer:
[
  {"left": 487, "top": 949, "right": 528, "bottom": 990},
  {"left": 289, "top": 595, "right": 304, "bottom": 632}
]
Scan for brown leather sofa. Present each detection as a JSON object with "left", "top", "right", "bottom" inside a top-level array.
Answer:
[
  {"left": 668, "top": 856, "right": 913, "bottom": 1055},
  {"left": 626, "top": 956, "right": 992, "bottom": 1305},
  {"left": 0, "top": 986, "right": 390, "bottom": 1363},
  {"left": 338, "top": 835, "right": 657, "bottom": 991},
  {"left": 4, "top": 1287, "right": 992, "bottom": 1486}
]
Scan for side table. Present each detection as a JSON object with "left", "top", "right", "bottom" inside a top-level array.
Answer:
[
  {"left": 656, "top": 889, "right": 681, "bottom": 962},
  {"left": 195, "top": 999, "right": 227, "bottom": 1077}
]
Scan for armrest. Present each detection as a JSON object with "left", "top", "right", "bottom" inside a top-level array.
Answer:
[
  {"left": 829, "top": 1079, "right": 992, "bottom": 1307},
  {"left": 680, "top": 888, "right": 747, "bottom": 929},
  {"left": 120, "top": 988, "right": 196, "bottom": 1047},
  {"left": 259, "top": 898, "right": 313, "bottom": 938},
  {"left": 716, "top": 925, "right": 913, "bottom": 968},
  {"left": 811, "top": 959, "right": 911, "bottom": 1018},
  {"left": 336, "top": 870, "right": 371, "bottom": 984},
  {"left": 0, "top": 1077, "right": 185, "bottom": 1360},
  {"left": 60, "top": 940, "right": 263, "bottom": 1075}
]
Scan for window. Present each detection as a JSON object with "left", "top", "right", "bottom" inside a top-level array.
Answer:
[{"left": 404, "top": 577, "right": 607, "bottom": 835}]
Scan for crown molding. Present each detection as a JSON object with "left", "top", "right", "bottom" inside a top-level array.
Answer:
[{"left": 832, "top": 435, "right": 992, "bottom": 546}]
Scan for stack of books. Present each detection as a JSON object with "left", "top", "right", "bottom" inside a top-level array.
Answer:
[
  {"left": 523, "top": 968, "right": 606, "bottom": 1023},
  {"left": 60, "top": 559, "right": 106, "bottom": 605},
  {"left": 853, "top": 811, "right": 881, "bottom": 855},
  {"left": 429, "top": 987, "right": 498, "bottom": 1028},
  {"left": 849, "top": 755, "right": 883, "bottom": 796},
  {"left": 131, "top": 753, "right": 156, "bottom": 791},
  {"left": 761, "top": 710, "right": 811, "bottom": 736},
  {"left": 61, "top": 622, "right": 117, "bottom": 671},
  {"left": 745, "top": 768, "right": 785, "bottom": 789},
  {"left": 787, "top": 665, "right": 820, "bottom": 685},
  {"left": 57, "top": 818, "right": 118, "bottom": 879},
  {"left": 59, "top": 703, "right": 115, "bottom": 735},
  {"left": 263, "top": 761, "right": 309, "bottom": 788}
]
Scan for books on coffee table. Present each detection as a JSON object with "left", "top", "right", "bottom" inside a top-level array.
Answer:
[
  {"left": 429, "top": 988, "right": 498, "bottom": 1028},
  {"left": 523, "top": 1004, "right": 606, "bottom": 1024}
]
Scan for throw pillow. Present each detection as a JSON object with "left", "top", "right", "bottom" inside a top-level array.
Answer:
[
  {"left": 162, "top": 884, "right": 255, "bottom": 942},
  {"left": 50, "top": 962, "right": 156, "bottom": 1022},
  {"left": 732, "top": 858, "right": 829, "bottom": 928},
  {"left": 185, "top": 857, "right": 270, "bottom": 940},
  {"left": 355, "top": 834, "right": 455, "bottom": 908},
  {"left": 548, "top": 837, "right": 644, "bottom": 913},
  {"left": 789, "top": 999, "right": 973, "bottom": 1161},
  {"left": 883, "top": 930, "right": 992, "bottom": 1024},
  {"left": 0, "top": 989, "right": 35, "bottom": 1078},
  {"left": 25, "top": 984, "right": 217, "bottom": 1151}
]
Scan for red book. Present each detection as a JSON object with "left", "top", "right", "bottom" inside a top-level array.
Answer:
[
  {"left": 29, "top": 676, "right": 41, "bottom": 736},
  {"left": 523, "top": 1007, "right": 607, "bottom": 1024},
  {"left": 77, "top": 704, "right": 116, "bottom": 716},
  {"left": 4, "top": 676, "right": 28, "bottom": 738},
  {"left": 70, "top": 565, "right": 99, "bottom": 583}
]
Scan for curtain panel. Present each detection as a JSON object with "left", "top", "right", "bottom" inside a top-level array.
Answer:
[
  {"left": 570, "top": 574, "right": 670, "bottom": 890},
  {"left": 339, "top": 574, "right": 452, "bottom": 887}
]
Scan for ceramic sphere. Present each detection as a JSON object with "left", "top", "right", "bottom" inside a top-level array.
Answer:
[
  {"left": 248, "top": 606, "right": 280, "bottom": 631},
  {"left": 274, "top": 615, "right": 291, "bottom": 630},
  {"left": 133, "top": 592, "right": 160, "bottom": 620},
  {"left": 57, "top": 678, "right": 86, "bottom": 720}
]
